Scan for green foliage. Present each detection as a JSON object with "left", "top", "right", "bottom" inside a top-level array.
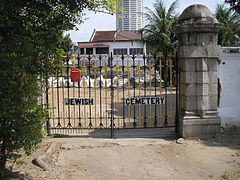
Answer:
[
  {"left": 0, "top": 0, "right": 119, "bottom": 177},
  {"left": 16, "top": 160, "right": 26, "bottom": 166},
  {"left": 58, "top": 34, "right": 73, "bottom": 53},
  {"left": 103, "top": 0, "right": 123, "bottom": 14},
  {"left": 215, "top": 4, "right": 240, "bottom": 46},
  {"left": 225, "top": 0, "right": 240, "bottom": 13},
  {"left": 139, "top": 0, "right": 178, "bottom": 57}
]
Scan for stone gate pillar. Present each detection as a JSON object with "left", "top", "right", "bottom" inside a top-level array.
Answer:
[{"left": 173, "top": 5, "right": 222, "bottom": 138}]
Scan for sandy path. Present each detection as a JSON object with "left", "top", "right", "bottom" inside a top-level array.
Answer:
[{"left": 12, "top": 136, "right": 240, "bottom": 180}]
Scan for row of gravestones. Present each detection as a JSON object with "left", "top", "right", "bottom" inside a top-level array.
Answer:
[{"left": 47, "top": 73, "right": 163, "bottom": 88}]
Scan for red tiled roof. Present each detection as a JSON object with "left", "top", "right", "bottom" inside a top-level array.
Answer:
[{"left": 91, "top": 30, "right": 142, "bottom": 42}]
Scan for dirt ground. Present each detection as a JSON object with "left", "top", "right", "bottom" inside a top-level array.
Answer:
[{"left": 10, "top": 134, "right": 240, "bottom": 180}]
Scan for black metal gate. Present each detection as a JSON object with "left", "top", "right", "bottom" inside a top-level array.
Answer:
[{"left": 46, "top": 53, "right": 179, "bottom": 137}]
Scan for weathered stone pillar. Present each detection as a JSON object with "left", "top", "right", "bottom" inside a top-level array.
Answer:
[{"left": 173, "top": 4, "right": 222, "bottom": 138}]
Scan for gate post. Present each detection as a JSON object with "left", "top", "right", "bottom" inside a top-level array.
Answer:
[{"left": 173, "top": 5, "right": 222, "bottom": 138}]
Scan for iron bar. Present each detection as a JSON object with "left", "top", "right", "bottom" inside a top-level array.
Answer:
[
  {"left": 164, "top": 56, "right": 168, "bottom": 126},
  {"left": 66, "top": 57, "right": 72, "bottom": 128},
  {"left": 143, "top": 54, "right": 147, "bottom": 127},
  {"left": 110, "top": 53, "right": 114, "bottom": 138},
  {"left": 99, "top": 55, "right": 103, "bottom": 128},
  {"left": 88, "top": 54, "right": 92, "bottom": 127},
  {"left": 154, "top": 54, "right": 157, "bottom": 127},
  {"left": 56, "top": 70, "right": 61, "bottom": 127},
  {"left": 122, "top": 55, "right": 126, "bottom": 128},
  {"left": 45, "top": 72, "right": 50, "bottom": 133},
  {"left": 132, "top": 54, "right": 136, "bottom": 128},
  {"left": 77, "top": 52, "right": 82, "bottom": 128}
]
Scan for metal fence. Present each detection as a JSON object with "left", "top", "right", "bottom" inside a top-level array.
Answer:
[{"left": 46, "top": 53, "right": 179, "bottom": 137}]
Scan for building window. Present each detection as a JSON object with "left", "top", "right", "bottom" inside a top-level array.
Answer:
[
  {"left": 114, "top": 48, "right": 127, "bottom": 55},
  {"left": 80, "top": 48, "right": 84, "bottom": 54},
  {"left": 96, "top": 47, "right": 109, "bottom": 54},
  {"left": 86, "top": 48, "right": 93, "bottom": 54},
  {"left": 130, "top": 48, "right": 143, "bottom": 55}
]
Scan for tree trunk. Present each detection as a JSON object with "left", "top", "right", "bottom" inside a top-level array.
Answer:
[{"left": 0, "top": 140, "right": 7, "bottom": 178}]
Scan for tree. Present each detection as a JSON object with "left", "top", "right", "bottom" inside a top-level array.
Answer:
[
  {"left": 139, "top": 0, "right": 178, "bottom": 57},
  {"left": 0, "top": 0, "right": 119, "bottom": 177},
  {"left": 225, "top": 0, "right": 240, "bottom": 13},
  {"left": 59, "top": 34, "right": 73, "bottom": 53},
  {"left": 215, "top": 4, "right": 240, "bottom": 46}
]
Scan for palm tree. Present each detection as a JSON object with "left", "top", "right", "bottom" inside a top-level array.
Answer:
[
  {"left": 215, "top": 4, "right": 240, "bottom": 46},
  {"left": 225, "top": 0, "right": 240, "bottom": 13},
  {"left": 139, "top": 0, "right": 178, "bottom": 56}
]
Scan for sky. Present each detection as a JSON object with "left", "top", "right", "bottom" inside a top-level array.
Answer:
[{"left": 68, "top": 0, "right": 225, "bottom": 43}]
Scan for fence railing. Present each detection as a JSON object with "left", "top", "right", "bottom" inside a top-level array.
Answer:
[{"left": 46, "top": 54, "right": 178, "bottom": 135}]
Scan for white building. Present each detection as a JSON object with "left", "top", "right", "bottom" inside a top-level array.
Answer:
[
  {"left": 116, "top": 0, "right": 143, "bottom": 31},
  {"left": 77, "top": 30, "right": 146, "bottom": 66}
]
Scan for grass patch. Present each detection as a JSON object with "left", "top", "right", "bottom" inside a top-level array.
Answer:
[{"left": 16, "top": 160, "right": 26, "bottom": 165}]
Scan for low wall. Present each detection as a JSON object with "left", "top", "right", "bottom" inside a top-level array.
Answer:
[{"left": 219, "top": 47, "right": 240, "bottom": 129}]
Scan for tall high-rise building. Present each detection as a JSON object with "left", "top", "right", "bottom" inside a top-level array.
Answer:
[{"left": 116, "top": 0, "right": 143, "bottom": 31}]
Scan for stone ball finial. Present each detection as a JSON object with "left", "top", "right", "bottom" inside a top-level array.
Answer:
[{"left": 179, "top": 4, "right": 219, "bottom": 24}]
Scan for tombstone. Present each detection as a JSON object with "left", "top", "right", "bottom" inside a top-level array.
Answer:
[
  {"left": 95, "top": 75, "right": 105, "bottom": 87},
  {"left": 80, "top": 76, "right": 87, "bottom": 87},
  {"left": 129, "top": 76, "right": 136, "bottom": 87},
  {"left": 113, "top": 76, "right": 119, "bottom": 87}
]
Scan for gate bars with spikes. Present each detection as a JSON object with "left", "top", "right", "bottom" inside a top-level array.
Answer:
[{"left": 45, "top": 53, "right": 179, "bottom": 137}]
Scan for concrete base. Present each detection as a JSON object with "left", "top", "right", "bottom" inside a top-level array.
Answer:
[
  {"left": 178, "top": 116, "right": 221, "bottom": 138},
  {"left": 114, "top": 127, "right": 176, "bottom": 138},
  {"left": 48, "top": 127, "right": 177, "bottom": 138}
]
